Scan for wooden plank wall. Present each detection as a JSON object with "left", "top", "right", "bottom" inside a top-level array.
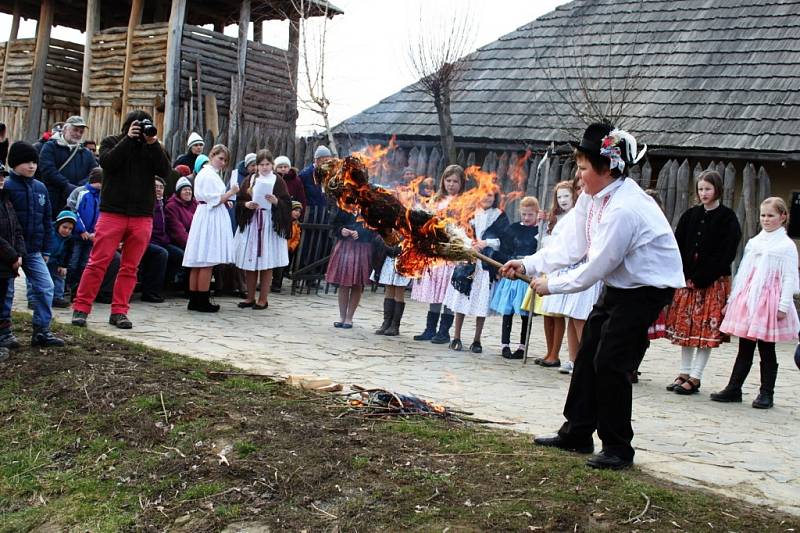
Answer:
[
  {"left": 85, "top": 23, "right": 168, "bottom": 142},
  {"left": 0, "top": 38, "right": 83, "bottom": 141}
]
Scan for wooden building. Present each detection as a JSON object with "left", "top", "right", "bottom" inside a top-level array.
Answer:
[
  {"left": 0, "top": 0, "right": 341, "bottom": 160},
  {"left": 330, "top": 0, "right": 800, "bottom": 244}
]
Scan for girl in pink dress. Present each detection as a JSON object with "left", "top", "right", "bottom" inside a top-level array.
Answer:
[
  {"left": 712, "top": 197, "right": 799, "bottom": 409},
  {"left": 411, "top": 165, "right": 465, "bottom": 344}
]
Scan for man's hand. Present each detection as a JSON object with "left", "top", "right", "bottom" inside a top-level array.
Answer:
[
  {"left": 81, "top": 231, "right": 91, "bottom": 241},
  {"left": 531, "top": 276, "right": 550, "bottom": 296},
  {"left": 499, "top": 260, "right": 525, "bottom": 279},
  {"left": 127, "top": 121, "right": 141, "bottom": 140}
]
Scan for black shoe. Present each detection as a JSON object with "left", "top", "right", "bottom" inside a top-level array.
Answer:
[
  {"left": 512, "top": 348, "right": 525, "bottom": 359},
  {"left": 141, "top": 293, "right": 165, "bottom": 303},
  {"left": 430, "top": 313, "right": 454, "bottom": 344},
  {"left": 469, "top": 342, "right": 482, "bottom": 354},
  {"left": 0, "top": 332, "right": 21, "bottom": 349},
  {"left": 52, "top": 298, "right": 70, "bottom": 308},
  {"left": 71, "top": 311, "right": 88, "bottom": 327},
  {"left": 109, "top": 313, "right": 133, "bottom": 329},
  {"left": 536, "top": 358, "right": 561, "bottom": 368},
  {"left": 31, "top": 329, "right": 65, "bottom": 347},
  {"left": 413, "top": 311, "right": 439, "bottom": 341},
  {"left": 375, "top": 299, "right": 395, "bottom": 335},
  {"left": 449, "top": 338, "right": 463, "bottom": 351},
  {"left": 533, "top": 434, "right": 594, "bottom": 454},
  {"left": 501, "top": 346, "right": 513, "bottom": 358},
  {"left": 586, "top": 450, "right": 632, "bottom": 470},
  {"left": 94, "top": 294, "right": 112, "bottom": 304},
  {"left": 709, "top": 387, "right": 742, "bottom": 403},
  {"left": 752, "top": 392, "right": 773, "bottom": 409}
]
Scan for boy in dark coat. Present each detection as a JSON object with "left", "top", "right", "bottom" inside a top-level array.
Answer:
[{"left": 0, "top": 163, "right": 26, "bottom": 359}]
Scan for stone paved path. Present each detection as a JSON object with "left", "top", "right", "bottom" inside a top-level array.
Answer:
[{"left": 22, "top": 282, "right": 800, "bottom": 515}]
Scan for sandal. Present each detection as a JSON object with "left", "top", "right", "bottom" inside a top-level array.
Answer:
[
  {"left": 449, "top": 338, "right": 463, "bottom": 351},
  {"left": 674, "top": 379, "right": 700, "bottom": 395},
  {"left": 237, "top": 300, "right": 255, "bottom": 308},
  {"left": 253, "top": 302, "right": 268, "bottom": 310},
  {"left": 666, "top": 376, "right": 688, "bottom": 391}
]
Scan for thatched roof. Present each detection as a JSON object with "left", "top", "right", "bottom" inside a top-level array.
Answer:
[
  {"left": 0, "top": 0, "right": 342, "bottom": 32},
  {"left": 333, "top": 0, "right": 800, "bottom": 157}
]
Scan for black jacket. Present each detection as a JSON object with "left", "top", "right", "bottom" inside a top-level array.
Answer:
[
  {"left": 674, "top": 204, "right": 741, "bottom": 289},
  {"left": 98, "top": 134, "right": 171, "bottom": 217},
  {"left": 0, "top": 190, "right": 26, "bottom": 279},
  {"left": 330, "top": 208, "right": 376, "bottom": 242}
]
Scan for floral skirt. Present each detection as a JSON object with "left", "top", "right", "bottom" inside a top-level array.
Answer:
[
  {"left": 411, "top": 263, "right": 455, "bottom": 304},
  {"left": 325, "top": 239, "right": 372, "bottom": 287},
  {"left": 665, "top": 277, "right": 731, "bottom": 348}
]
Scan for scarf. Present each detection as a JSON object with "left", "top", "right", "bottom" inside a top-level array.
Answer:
[{"left": 729, "top": 227, "right": 798, "bottom": 311}]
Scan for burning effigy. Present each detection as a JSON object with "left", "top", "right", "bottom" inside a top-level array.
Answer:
[{"left": 314, "top": 152, "right": 532, "bottom": 282}]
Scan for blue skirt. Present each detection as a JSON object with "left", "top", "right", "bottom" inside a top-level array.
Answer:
[{"left": 490, "top": 278, "right": 529, "bottom": 316}]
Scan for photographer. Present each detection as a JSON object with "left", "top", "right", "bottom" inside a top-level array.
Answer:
[{"left": 71, "top": 110, "right": 170, "bottom": 330}]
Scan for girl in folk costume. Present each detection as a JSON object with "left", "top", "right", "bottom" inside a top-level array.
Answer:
[
  {"left": 521, "top": 181, "right": 573, "bottom": 367},
  {"left": 712, "top": 197, "right": 799, "bottom": 409},
  {"left": 443, "top": 188, "right": 510, "bottom": 353},
  {"left": 665, "top": 171, "right": 742, "bottom": 395},
  {"left": 490, "top": 196, "right": 540, "bottom": 359},
  {"left": 542, "top": 176, "right": 605, "bottom": 374},
  {"left": 325, "top": 206, "right": 377, "bottom": 328},
  {"left": 372, "top": 238, "right": 409, "bottom": 337},
  {"left": 233, "top": 150, "right": 292, "bottom": 309},
  {"left": 183, "top": 144, "right": 238, "bottom": 312},
  {"left": 411, "top": 165, "right": 466, "bottom": 344}
]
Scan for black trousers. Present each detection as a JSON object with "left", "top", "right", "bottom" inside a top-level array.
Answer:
[{"left": 557, "top": 286, "right": 674, "bottom": 461}]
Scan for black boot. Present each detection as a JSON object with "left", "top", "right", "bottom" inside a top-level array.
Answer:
[
  {"left": 710, "top": 352, "right": 752, "bottom": 403},
  {"left": 191, "top": 291, "right": 220, "bottom": 313},
  {"left": 753, "top": 359, "right": 778, "bottom": 409},
  {"left": 413, "top": 311, "right": 439, "bottom": 341},
  {"left": 383, "top": 302, "right": 405, "bottom": 337},
  {"left": 430, "top": 313, "right": 454, "bottom": 344},
  {"left": 375, "top": 299, "right": 395, "bottom": 335},
  {"left": 187, "top": 290, "right": 199, "bottom": 311}
]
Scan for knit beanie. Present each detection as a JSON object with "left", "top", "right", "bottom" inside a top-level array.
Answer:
[
  {"left": 244, "top": 152, "right": 257, "bottom": 167},
  {"left": 174, "top": 164, "right": 192, "bottom": 177},
  {"left": 55, "top": 210, "right": 77, "bottom": 227},
  {"left": 291, "top": 200, "right": 303, "bottom": 211},
  {"left": 275, "top": 155, "right": 291, "bottom": 167},
  {"left": 7, "top": 141, "right": 38, "bottom": 169},
  {"left": 193, "top": 154, "right": 210, "bottom": 175},
  {"left": 175, "top": 176, "right": 192, "bottom": 193},
  {"left": 314, "top": 145, "right": 332, "bottom": 159},
  {"left": 186, "top": 132, "right": 204, "bottom": 148}
]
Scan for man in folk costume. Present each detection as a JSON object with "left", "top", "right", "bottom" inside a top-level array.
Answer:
[{"left": 501, "top": 123, "right": 684, "bottom": 469}]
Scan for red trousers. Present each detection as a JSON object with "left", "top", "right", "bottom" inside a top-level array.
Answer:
[{"left": 73, "top": 213, "right": 152, "bottom": 315}]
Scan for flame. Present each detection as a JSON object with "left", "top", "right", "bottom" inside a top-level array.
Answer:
[{"left": 315, "top": 142, "right": 535, "bottom": 278}]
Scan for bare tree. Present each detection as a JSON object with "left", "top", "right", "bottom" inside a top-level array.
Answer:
[
  {"left": 279, "top": 0, "right": 339, "bottom": 156},
  {"left": 407, "top": 6, "right": 475, "bottom": 165}
]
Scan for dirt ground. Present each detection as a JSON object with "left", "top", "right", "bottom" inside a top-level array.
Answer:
[{"left": 1, "top": 316, "right": 798, "bottom": 532}]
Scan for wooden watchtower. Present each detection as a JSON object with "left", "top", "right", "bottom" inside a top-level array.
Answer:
[{"left": 0, "top": 0, "right": 341, "bottom": 161}]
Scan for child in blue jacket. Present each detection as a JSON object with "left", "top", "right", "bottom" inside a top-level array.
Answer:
[{"left": 46, "top": 211, "right": 76, "bottom": 307}]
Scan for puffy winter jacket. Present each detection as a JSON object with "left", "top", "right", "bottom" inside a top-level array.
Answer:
[
  {"left": 3, "top": 171, "right": 52, "bottom": 254},
  {"left": 0, "top": 189, "right": 26, "bottom": 278}
]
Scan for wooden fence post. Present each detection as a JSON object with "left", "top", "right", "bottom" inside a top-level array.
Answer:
[{"left": 25, "top": 0, "right": 54, "bottom": 141}]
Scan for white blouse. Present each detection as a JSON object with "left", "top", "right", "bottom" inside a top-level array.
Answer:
[{"left": 522, "top": 177, "right": 685, "bottom": 294}]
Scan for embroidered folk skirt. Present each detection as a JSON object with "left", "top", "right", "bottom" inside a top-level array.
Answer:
[
  {"left": 666, "top": 276, "right": 731, "bottom": 348},
  {"left": 720, "top": 271, "right": 800, "bottom": 343}
]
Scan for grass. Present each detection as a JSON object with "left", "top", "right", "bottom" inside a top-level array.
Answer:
[{"left": 0, "top": 313, "right": 798, "bottom": 532}]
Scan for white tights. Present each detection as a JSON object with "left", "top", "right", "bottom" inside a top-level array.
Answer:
[{"left": 680, "top": 346, "right": 712, "bottom": 380}]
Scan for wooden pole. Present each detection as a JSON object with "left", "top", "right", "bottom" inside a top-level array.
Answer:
[
  {"left": 195, "top": 58, "right": 204, "bottom": 134},
  {"left": 253, "top": 19, "right": 263, "bottom": 43},
  {"left": 286, "top": 17, "right": 300, "bottom": 162},
  {"left": 1, "top": 0, "right": 20, "bottom": 98},
  {"left": 230, "top": 0, "right": 250, "bottom": 160},
  {"left": 163, "top": 0, "right": 187, "bottom": 147},
  {"left": 25, "top": 0, "right": 54, "bottom": 141},
  {"left": 80, "top": 0, "right": 100, "bottom": 118},
  {"left": 120, "top": 0, "right": 145, "bottom": 127}
]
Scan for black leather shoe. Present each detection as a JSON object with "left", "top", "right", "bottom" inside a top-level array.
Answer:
[
  {"left": 586, "top": 450, "right": 632, "bottom": 470},
  {"left": 141, "top": 293, "right": 165, "bottom": 303},
  {"left": 752, "top": 392, "right": 773, "bottom": 409},
  {"left": 533, "top": 434, "right": 594, "bottom": 454}
]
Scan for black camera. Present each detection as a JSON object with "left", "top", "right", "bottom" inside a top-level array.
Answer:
[{"left": 137, "top": 119, "right": 157, "bottom": 140}]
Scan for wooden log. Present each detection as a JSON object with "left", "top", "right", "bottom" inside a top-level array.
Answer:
[
  {"left": 205, "top": 93, "right": 218, "bottom": 138},
  {"left": 525, "top": 155, "right": 540, "bottom": 196},
  {"left": 722, "top": 162, "right": 736, "bottom": 208},
  {"left": 427, "top": 147, "right": 440, "bottom": 180},
  {"left": 559, "top": 158, "right": 573, "bottom": 183},
  {"left": 466, "top": 152, "right": 475, "bottom": 168},
  {"left": 757, "top": 166, "right": 771, "bottom": 207},
  {"left": 628, "top": 164, "right": 641, "bottom": 188},
  {"left": 672, "top": 159, "right": 691, "bottom": 230},
  {"left": 742, "top": 163, "right": 756, "bottom": 240},
  {"left": 693, "top": 161, "right": 704, "bottom": 183},
  {"left": 416, "top": 146, "right": 428, "bottom": 178},
  {"left": 195, "top": 58, "right": 204, "bottom": 134},
  {"left": 456, "top": 148, "right": 465, "bottom": 168},
  {"left": 1, "top": 2, "right": 21, "bottom": 98},
  {"left": 496, "top": 152, "right": 510, "bottom": 186},
  {"left": 665, "top": 160, "right": 678, "bottom": 223},
  {"left": 25, "top": 0, "right": 53, "bottom": 141},
  {"left": 120, "top": 0, "right": 144, "bottom": 124},
  {"left": 407, "top": 146, "right": 419, "bottom": 174},
  {"left": 285, "top": 18, "right": 300, "bottom": 161},
  {"left": 715, "top": 162, "right": 725, "bottom": 183},
  {"left": 228, "top": 75, "right": 241, "bottom": 162}
]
